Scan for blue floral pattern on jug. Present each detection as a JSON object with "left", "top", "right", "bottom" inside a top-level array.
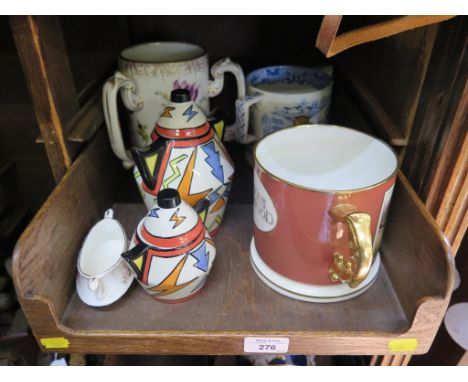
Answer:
[
  {"left": 236, "top": 65, "right": 333, "bottom": 140},
  {"left": 247, "top": 65, "right": 331, "bottom": 90},
  {"left": 259, "top": 95, "right": 331, "bottom": 135}
]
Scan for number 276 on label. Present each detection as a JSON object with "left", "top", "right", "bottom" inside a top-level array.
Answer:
[{"left": 244, "top": 337, "right": 289, "bottom": 353}]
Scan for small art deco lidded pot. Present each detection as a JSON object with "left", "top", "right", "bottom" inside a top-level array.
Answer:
[
  {"left": 132, "top": 88, "right": 235, "bottom": 237},
  {"left": 121, "top": 188, "right": 216, "bottom": 303}
]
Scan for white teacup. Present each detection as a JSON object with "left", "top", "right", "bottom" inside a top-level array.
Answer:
[
  {"left": 235, "top": 65, "right": 333, "bottom": 143},
  {"left": 76, "top": 209, "right": 133, "bottom": 307}
]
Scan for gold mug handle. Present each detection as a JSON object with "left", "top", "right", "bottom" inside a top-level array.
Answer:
[{"left": 328, "top": 205, "right": 373, "bottom": 288}]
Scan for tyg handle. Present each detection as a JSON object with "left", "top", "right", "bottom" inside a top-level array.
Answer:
[
  {"left": 328, "top": 204, "right": 373, "bottom": 288},
  {"left": 208, "top": 57, "right": 245, "bottom": 99},
  {"left": 103, "top": 71, "right": 144, "bottom": 169}
]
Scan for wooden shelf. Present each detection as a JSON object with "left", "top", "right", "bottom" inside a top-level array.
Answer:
[
  {"left": 35, "top": 91, "right": 103, "bottom": 144},
  {"left": 63, "top": 203, "right": 408, "bottom": 330},
  {"left": 316, "top": 16, "right": 455, "bottom": 58},
  {"left": 12, "top": 130, "right": 454, "bottom": 355}
]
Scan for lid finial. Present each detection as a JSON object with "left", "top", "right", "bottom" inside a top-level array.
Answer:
[
  {"left": 171, "top": 89, "right": 191, "bottom": 103},
  {"left": 157, "top": 188, "right": 181, "bottom": 209}
]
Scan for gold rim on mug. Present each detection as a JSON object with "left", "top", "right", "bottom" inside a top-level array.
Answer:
[
  {"left": 253, "top": 124, "right": 399, "bottom": 194},
  {"left": 120, "top": 41, "right": 207, "bottom": 64}
]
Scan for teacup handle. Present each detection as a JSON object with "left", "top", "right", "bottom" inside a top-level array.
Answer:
[
  {"left": 88, "top": 278, "right": 104, "bottom": 300},
  {"left": 103, "top": 71, "right": 144, "bottom": 169},
  {"left": 328, "top": 204, "right": 373, "bottom": 288},
  {"left": 231, "top": 93, "right": 264, "bottom": 144},
  {"left": 209, "top": 58, "right": 257, "bottom": 143}
]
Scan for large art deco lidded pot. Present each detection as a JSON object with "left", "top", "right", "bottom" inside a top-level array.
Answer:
[{"left": 131, "top": 89, "right": 235, "bottom": 236}]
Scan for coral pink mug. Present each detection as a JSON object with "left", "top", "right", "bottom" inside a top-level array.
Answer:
[{"left": 251, "top": 125, "right": 398, "bottom": 303}]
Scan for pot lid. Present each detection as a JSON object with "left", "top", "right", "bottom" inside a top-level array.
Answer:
[
  {"left": 155, "top": 89, "right": 207, "bottom": 132},
  {"left": 137, "top": 188, "right": 202, "bottom": 248}
]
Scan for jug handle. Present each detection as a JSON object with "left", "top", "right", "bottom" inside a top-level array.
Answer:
[
  {"left": 328, "top": 204, "right": 373, "bottom": 288},
  {"left": 131, "top": 139, "right": 169, "bottom": 191},
  {"left": 208, "top": 58, "right": 258, "bottom": 144},
  {"left": 232, "top": 93, "right": 264, "bottom": 144},
  {"left": 103, "top": 71, "right": 144, "bottom": 169}
]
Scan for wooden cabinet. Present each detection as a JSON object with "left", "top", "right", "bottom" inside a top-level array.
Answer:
[
  {"left": 11, "top": 130, "right": 454, "bottom": 355},
  {"left": 8, "top": 15, "right": 467, "bottom": 364}
]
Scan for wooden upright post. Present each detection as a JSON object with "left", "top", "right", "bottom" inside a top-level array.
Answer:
[{"left": 10, "top": 16, "right": 80, "bottom": 182}]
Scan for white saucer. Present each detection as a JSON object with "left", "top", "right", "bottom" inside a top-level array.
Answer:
[
  {"left": 76, "top": 265, "right": 134, "bottom": 308},
  {"left": 250, "top": 238, "right": 380, "bottom": 303}
]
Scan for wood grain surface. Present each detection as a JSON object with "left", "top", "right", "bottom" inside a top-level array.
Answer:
[
  {"left": 430, "top": 81, "right": 467, "bottom": 254},
  {"left": 12, "top": 129, "right": 124, "bottom": 325},
  {"left": 66, "top": 91, "right": 103, "bottom": 143},
  {"left": 10, "top": 16, "right": 79, "bottom": 182},
  {"left": 402, "top": 17, "right": 467, "bottom": 205},
  {"left": 316, "top": 16, "right": 454, "bottom": 58},
  {"left": 381, "top": 173, "right": 453, "bottom": 323},
  {"left": 334, "top": 21, "right": 439, "bottom": 148},
  {"left": 336, "top": 63, "right": 407, "bottom": 146}
]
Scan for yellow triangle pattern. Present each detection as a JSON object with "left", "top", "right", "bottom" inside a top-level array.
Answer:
[
  {"left": 145, "top": 153, "right": 159, "bottom": 175},
  {"left": 133, "top": 255, "right": 144, "bottom": 271},
  {"left": 214, "top": 121, "right": 224, "bottom": 140},
  {"left": 212, "top": 197, "right": 225, "bottom": 213},
  {"left": 198, "top": 209, "right": 207, "bottom": 223}
]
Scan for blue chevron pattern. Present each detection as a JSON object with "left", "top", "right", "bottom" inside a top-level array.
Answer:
[
  {"left": 182, "top": 105, "right": 198, "bottom": 122},
  {"left": 202, "top": 142, "right": 224, "bottom": 183},
  {"left": 190, "top": 242, "right": 209, "bottom": 272},
  {"left": 148, "top": 208, "right": 160, "bottom": 218}
]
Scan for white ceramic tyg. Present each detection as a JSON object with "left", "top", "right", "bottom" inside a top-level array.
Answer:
[
  {"left": 103, "top": 41, "right": 245, "bottom": 168},
  {"left": 76, "top": 209, "right": 134, "bottom": 307},
  {"left": 234, "top": 65, "right": 333, "bottom": 143}
]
